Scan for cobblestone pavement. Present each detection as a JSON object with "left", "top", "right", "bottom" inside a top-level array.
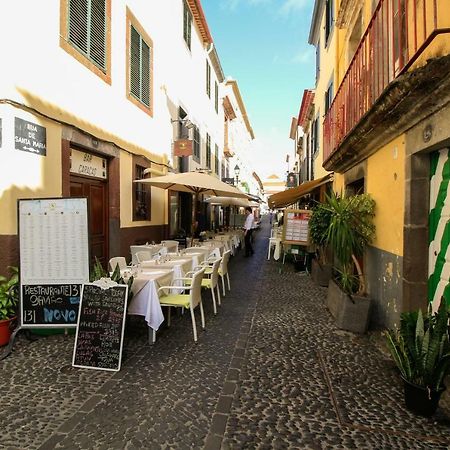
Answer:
[{"left": 1, "top": 218, "right": 449, "bottom": 449}]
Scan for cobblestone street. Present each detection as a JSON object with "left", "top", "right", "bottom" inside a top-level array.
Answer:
[{"left": 1, "top": 218, "right": 449, "bottom": 450}]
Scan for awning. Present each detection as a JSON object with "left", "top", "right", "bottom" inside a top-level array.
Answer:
[{"left": 268, "top": 174, "right": 332, "bottom": 209}]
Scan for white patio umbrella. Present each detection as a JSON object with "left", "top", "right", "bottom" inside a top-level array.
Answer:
[
  {"left": 134, "top": 171, "right": 248, "bottom": 240},
  {"left": 205, "top": 196, "right": 250, "bottom": 207}
]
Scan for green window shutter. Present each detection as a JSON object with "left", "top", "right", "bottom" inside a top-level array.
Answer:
[
  {"left": 130, "top": 25, "right": 151, "bottom": 107},
  {"left": 183, "top": 1, "right": 192, "bottom": 49},
  {"left": 68, "top": 0, "right": 106, "bottom": 71}
]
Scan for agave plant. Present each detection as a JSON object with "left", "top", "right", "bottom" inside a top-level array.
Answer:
[
  {"left": 385, "top": 297, "right": 450, "bottom": 391},
  {"left": 90, "top": 257, "right": 134, "bottom": 302}
]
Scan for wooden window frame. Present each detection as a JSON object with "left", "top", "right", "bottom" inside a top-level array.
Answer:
[
  {"left": 133, "top": 156, "right": 151, "bottom": 222},
  {"left": 126, "top": 8, "right": 153, "bottom": 116},
  {"left": 183, "top": 0, "right": 192, "bottom": 50},
  {"left": 206, "top": 60, "right": 211, "bottom": 98},
  {"left": 214, "top": 81, "right": 219, "bottom": 113},
  {"left": 214, "top": 143, "right": 219, "bottom": 174},
  {"left": 206, "top": 134, "right": 211, "bottom": 169},
  {"left": 193, "top": 126, "right": 201, "bottom": 163},
  {"left": 60, "top": 0, "right": 111, "bottom": 84},
  {"left": 325, "top": 0, "right": 334, "bottom": 46}
]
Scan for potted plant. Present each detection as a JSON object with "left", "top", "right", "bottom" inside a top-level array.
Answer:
[
  {"left": 385, "top": 297, "right": 450, "bottom": 416},
  {"left": 309, "top": 202, "right": 333, "bottom": 287},
  {"left": 323, "top": 192, "right": 376, "bottom": 333},
  {"left": 0, "top": 266, "right": 19, "bottom": 346}
]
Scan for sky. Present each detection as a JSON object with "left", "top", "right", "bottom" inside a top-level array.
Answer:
[{"left": 202, "top": 0, "right": 316, "bottom": 181}]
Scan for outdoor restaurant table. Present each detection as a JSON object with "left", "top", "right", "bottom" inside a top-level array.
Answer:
[
  {"left": 127, "top": 268, "right": 174, "bottom": 333},
  {"left": 196, "top": 241, "right": 225, "bottom": 255},
  {"left": 140, "top": 258, "right": 193, "bottom": 281},
  {"left": 167, "top": 253, "right": 206, "bottom": 270}
]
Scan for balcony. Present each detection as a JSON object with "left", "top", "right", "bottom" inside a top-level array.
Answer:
[{"left": 323, "top": 0, "right": 450, "bottom": 170}]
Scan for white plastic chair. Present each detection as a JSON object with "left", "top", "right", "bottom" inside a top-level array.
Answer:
[
  {"left": 218, "top": 250, "right": 231, "bottom": 295},
  {"left": 109, "top": 257, "right": 127, "bottom": 272},
  {"left": 161, "top": 240, "right": 179, "bottom": 253},
  {"left": 157, "top": 268, "right": 206, "bottom": 342},
  {"left": 208, "top": 248, "right": 221, "bottom": 259},
  {"left": 189, "top": 258, "right": 222, "bottom": 315},
  {"left": 136, "top": 250, "right": 152, "bottom": 264}
]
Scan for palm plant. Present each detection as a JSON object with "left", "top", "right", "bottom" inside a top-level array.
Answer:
[
  {"left": 323, "top": 192, "right": 375, "bottom": 295},
  {"left": 385, "top": 297, "right": 450, "bottom": 391},
  {"left": 309, "top": 202, "right": 333, "bottom": 266}
]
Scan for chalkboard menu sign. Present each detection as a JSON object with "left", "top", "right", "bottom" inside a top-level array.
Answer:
[
  {"left": 18, "top": 198, "right": 89, "bottom": 328},
  {"left": 21, "top": 283, "right": 81, "bottom": 326},
  {"left": 73, "top": 282, "right": 128, "bottom": 372}
]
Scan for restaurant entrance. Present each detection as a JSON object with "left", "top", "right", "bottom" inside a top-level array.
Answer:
[{"left": 70, "top": 175, "right": 109, "bottom": 269}]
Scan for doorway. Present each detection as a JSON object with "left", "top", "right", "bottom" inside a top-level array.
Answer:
[{"left": 70, "top": 175, "right": 109, "bottom": 269}]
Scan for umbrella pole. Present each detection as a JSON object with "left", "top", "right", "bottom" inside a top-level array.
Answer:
[{"left": 191, "top": 191, "right": 198, "bottom": 247}]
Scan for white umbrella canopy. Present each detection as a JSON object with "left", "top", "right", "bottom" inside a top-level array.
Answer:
[
  {"left": 134, "top": 171, "right": 248, "bottom": 240},
  {"left": 134, "top": 171, "right": 248, "bottom": 198}
]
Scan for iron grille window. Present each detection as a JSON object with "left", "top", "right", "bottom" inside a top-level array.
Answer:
[
  {"left": 193, "top": 126, "right": 201, "bottom": 162},
  {"left": 325, "top": 0, "right": 334, "bottom": 45},
  {"left": 183, "top": 0, "right": 192, "bottom": 50},
  {"left": 134, "top": 164, "right": 151, "bottom": 221},
  {"left": 214, "top": 81, "right": 219, "bottom": 113},
  {"left": 206, "top": 134, "right": 211, "bottom": 169},
  {"left": 206, "top": 61, "right": 211, "bottom": 98},
  {"left": 68, "top": 0, "right": 107, "bottom": 71},
  {"left": 130, "top": 25, "right": 151, "bottom": 107},
  {"left": 214, "top": 144, "right": 219, "bottom": 174}
]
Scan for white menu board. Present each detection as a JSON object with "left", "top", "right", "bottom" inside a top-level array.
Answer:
[
  {"left": 283, "top": 209, "right": 311, "bottom": 245},
  {"left": 19, "top": 198, "right": 89, "bottom": 284}
]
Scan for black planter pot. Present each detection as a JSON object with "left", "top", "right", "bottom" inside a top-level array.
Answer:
[{"left": 402, "top": 378, "right": 446, "bottom": 417}]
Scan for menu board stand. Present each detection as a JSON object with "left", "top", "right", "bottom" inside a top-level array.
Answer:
[
  {"left": 281, "top": 209, "right": 312, "bottom": 265},
  {"left": 73, "top": 279, "right": 128, "bottom": 372},
  {"left": 1, "top": 198, "right": 89, "bottom": 361}
]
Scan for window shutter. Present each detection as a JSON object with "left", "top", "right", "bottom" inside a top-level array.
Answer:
[
  {"left": 130, "top": 25, "right": 140, "bottom": 99},
  {"left": 68, "top": 0, "right": 106, "bottom": 71},
  {"left": 141, "top": 41, "right": 150, "bottom": 106}
]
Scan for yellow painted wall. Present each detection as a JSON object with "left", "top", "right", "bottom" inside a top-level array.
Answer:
[
  {"left": 119, "top": 151, "right": 167, "bottom": 227},
  {"left": 0, "top": 108, "right": 62, "bottom": 235},
  {"left": 367, "top": 135, "right": 405, "bottom": 256}
]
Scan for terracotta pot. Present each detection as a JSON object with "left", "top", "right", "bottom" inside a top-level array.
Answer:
[
  {"left": 403, "top": 378, "right": 446, "bottom": 417},
  {"left": 0, "top": 317, "right": 15, "bottom": 346}
]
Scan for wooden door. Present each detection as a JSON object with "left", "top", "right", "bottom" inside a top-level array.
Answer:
[{"left": 70, "top": 176, "right": 108, "bottom": 270}]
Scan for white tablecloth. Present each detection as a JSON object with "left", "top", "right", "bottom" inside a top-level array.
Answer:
[
  {"left": 130, "top": 244, "right": 163, "bottom": 264},
  {"left": 127, "top": 269, "right": 173, "bottom": 330},
  {"left": 140, "top": 258, "right": 193, "bottom": 280}
]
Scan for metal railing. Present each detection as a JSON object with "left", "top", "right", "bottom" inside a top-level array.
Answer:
[{"left": 323, "top": 0, "right": 450, "bottom": 163}]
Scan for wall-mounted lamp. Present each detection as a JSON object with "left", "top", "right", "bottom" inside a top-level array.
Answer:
[{"left": 234, "top": 164, "right": 240, "bottom": 185}]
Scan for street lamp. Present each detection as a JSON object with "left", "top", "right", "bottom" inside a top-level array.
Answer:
[{"left": 234, "top": 164, "right": 240, "bottom": 185}]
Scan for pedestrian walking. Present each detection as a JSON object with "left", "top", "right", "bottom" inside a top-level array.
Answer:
[
  {"left": 244, "top": 206, "right": 255, "bottom": 257},
  {"left": 269, "top": 210, "right": 273, "bottom": 224}
]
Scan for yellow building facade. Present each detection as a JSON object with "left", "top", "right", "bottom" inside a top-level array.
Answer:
[{"left": 311, "top": 0, "right": 450, "bottom": 326}]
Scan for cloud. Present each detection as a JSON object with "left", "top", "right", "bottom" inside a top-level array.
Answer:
[
  {"left": 291, "top": 47, "right": 314, "bottom": 64},
  {"left": 279, "top": 0, "right": 309, "bottom": 15}
]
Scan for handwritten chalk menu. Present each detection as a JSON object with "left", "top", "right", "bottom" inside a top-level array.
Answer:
[
  {"left": 283, "top": 209, "right": 311, "bottom": 245},
  {"left": 18, "top": 198, "right": 89, "bottom": 328},
  {"left": 73, "top": 283, "right": 128, "bottom": 372}
]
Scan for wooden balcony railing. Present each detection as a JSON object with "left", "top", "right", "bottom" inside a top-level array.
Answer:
[{"left": 323, "top": 0, "right": 450, "bottom": 163}]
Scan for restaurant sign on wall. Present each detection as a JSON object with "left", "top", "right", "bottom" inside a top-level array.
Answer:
[{"left": 70, "top": 148, "right": 107, "bottom": 179}]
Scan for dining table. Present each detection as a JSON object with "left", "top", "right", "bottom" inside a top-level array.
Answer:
[
  {"left": 130, "top": 244, "right": 163, "bottom": 264},
  {"left": 126, "top": 268, "right": 174, "bottom": 343}
]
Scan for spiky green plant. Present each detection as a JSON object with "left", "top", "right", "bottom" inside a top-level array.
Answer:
[
  {"left": 322, "top": 192, "right": 375, "bottom": 295},
  {"left": 90, "top": 257, "right": 134, "bottom": 302},
  {"left": 385, "top": 298, "right": 450, "bottom": 391},
  {"left": 309, "top": 202, "right": 333, "bottom": 265}
]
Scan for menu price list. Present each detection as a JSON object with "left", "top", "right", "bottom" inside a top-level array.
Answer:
[
  {"left": 285, "top": 211, "right": 310, "bottom": 243},
  {"left": 19, "top": 199, "right": 89, "bottom": 284},
  {"left": 73, "top": 285, "right": 128, "bottom": 372}
]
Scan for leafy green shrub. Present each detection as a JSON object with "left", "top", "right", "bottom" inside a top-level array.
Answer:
[{"left": 0, "top": 266, "right": 19, "bottom": 321}]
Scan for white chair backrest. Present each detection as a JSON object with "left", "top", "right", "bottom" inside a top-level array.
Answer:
[
  {"left": 136, "top": 250, "right": 151, "bottom": 263},
  {"left": 158, "top": 247, "right": 168, "bottom": 257},
  {"left": 209, "top": 258, "right": 222, "bottom": 288},
  {"left": 161, "top": 240, "right": 179, "bottom": 253},
  {"left": 189, "top": 268, "right": 205, "bottom": 308},
  {"left": 209, "top": 248, "right": 221, "bottom": 259},
  {"left": 109, "top": 257, "right": 127, "bottom": 272},
  {"left": 220, "top": 250, "right": 231, "bottom": 276}
]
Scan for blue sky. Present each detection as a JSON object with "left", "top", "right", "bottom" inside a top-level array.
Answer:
[{"left": 202, "top": 0, "right": 316, "bottom": 180}]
